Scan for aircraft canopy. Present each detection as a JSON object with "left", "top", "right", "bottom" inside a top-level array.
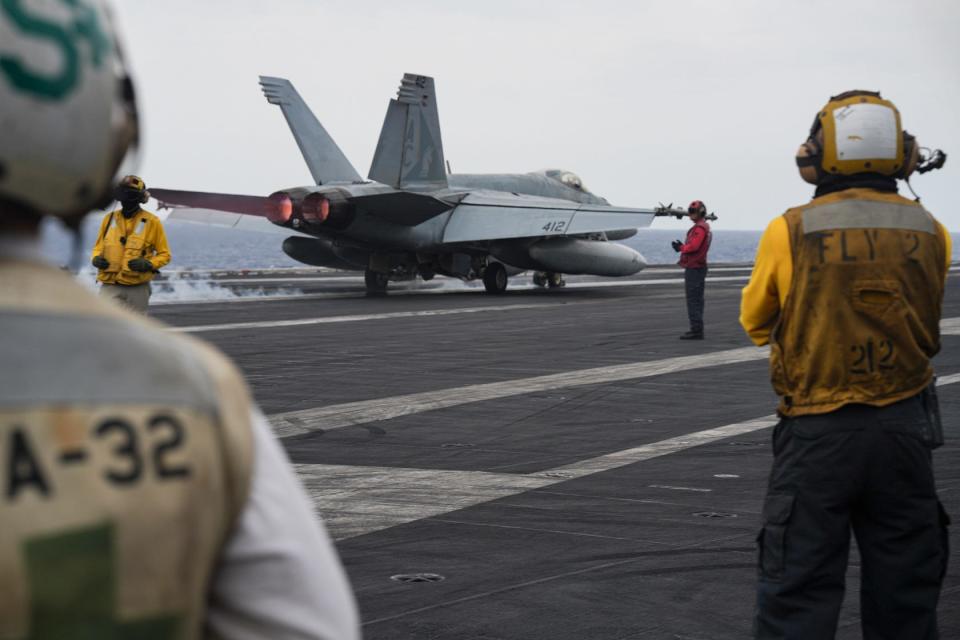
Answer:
[{"left": 542, "top": 169, "right": 591, "bottom": 194}]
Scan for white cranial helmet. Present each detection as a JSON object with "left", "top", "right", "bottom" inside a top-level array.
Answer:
[{"left": 0, "top": 0, "right": 138, "bottom": 221}]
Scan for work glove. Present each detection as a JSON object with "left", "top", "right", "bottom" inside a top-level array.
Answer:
[
  {"left": 92, "top": 255, "right": 110, "bottom": 270},
  {"left": 127, "top": 257, "right": 154, "bottom": 273},
  {"left": 671, "top": 240, "right": 683, "bottom": 252}
]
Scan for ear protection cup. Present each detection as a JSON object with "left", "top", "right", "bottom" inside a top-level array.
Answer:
[
  {"left": 896, "top": 131, "right": 919, "bottom": 179},
  {"left": 796, "top": 128, "right": 824, "bottom": 185},
  {"left": 688, "top": 200, "right": 706, "bottom": 216}
]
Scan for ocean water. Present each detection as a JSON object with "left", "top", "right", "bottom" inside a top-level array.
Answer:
[{"left": 39, "top": 216, "right": 958, "bottom": 271}]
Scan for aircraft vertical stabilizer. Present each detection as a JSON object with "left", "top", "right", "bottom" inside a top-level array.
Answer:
[
  {"left": 369, "top": 74, "right": 448, "bottom": 190},
  {"left": 259, "top": 76, "right": 362, "bottom": 185}
]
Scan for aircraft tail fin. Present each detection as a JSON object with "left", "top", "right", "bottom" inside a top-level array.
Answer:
[
  {"left": 259, "top": 76, "right": 362, "bottom": 185},
  {"left": 368, "top": 74, "right": 447, "bottom": 190}
]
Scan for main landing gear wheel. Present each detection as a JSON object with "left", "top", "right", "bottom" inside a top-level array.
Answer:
[
  {"left": 482, "top": 262, "right": 508, "bottom": 294},
  {"left": 364, "top": 269, "right": 389, "bottom": 295}
]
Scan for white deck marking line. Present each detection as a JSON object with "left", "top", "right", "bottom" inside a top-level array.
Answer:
[
  {"left": 172, "top": 302, "right": 569, "bottom": 333},
  {"left": 296, "top": 415, "right": 765, "bottom": 540},
  {"left": 155, "top": 274, "right": 752, "bottom": 308},
  {"left": 295, "top": 464, "right": 555, "bottom": 541},
  {"left": 180, "top": 276, "right": 365, "bottom": 284},
  {"left": 548, "top": 415, "right": 779, "bottom": 478},
  {"left": 939, "top": 317, "right": 960, "bottom": 336},
  {"left": 153, "top": 290, "right": 440, "bottom": 306},
  {"left": 155, "top": 265, "right": 960, "bottom": 308},
  {"left": 936, "top": 372, "right": 960, "bottom": 385},
  {"left": 299, "top": 374, "right": 960, "bottom": 541},
  {"left": 269, "top": 346, "right": 769, "bottom": 438},
  {"left": 648, "top": 485, "right": 713, "bottom": 492},
  {"left": 548, "top": 275, "right": 749, "bottom": 290},
  {"left": 270, "top": 320, "right": 960, "bottom": 437},
  {"left": 197, "top": 273, "right": 754, "bottom": 287},
  {"left": 169, "top": 268, "right": 755, "bottom": 286}
]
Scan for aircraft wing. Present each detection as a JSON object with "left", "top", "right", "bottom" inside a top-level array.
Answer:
[{"left": 441, "top": 192, "right": 656, "bottom": 243}]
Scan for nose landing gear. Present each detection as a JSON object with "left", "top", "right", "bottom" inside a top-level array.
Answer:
[
  {"left": 482, "top": 262, "right": 508, "bottom": 294},
  {"left": 364, "top": 269, "right": 389, "bottom": 295}
]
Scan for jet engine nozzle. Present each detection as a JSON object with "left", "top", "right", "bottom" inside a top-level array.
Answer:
[
  {"left": 302, "top": 192, "right": 330, "bottom": 223},
  {"left": 301, "top": 189, "right": 355, "bottom": 230},
  {"left": 267, "top": 191, "right": 294, "bottom": 225}
]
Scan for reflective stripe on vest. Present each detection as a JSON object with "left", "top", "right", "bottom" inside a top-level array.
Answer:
[
  {"left": 0, "top": 312, "right": 218, "bottom": 410},
  {"left": 802, "top": 199, "right": 936, "bottom": 234},
  {"left": 0, "top": 290, "right": 253, "bottom": 639},
  {"left": 98, "top": 211, "right": 157, "bottom": 286},
  {"left": 771, "top": 193, "right": 945, "bottom": 416}
]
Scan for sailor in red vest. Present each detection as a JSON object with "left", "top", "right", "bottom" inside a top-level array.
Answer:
[{"left": 672, "top": 200, "right": 712, "bottom": 339}]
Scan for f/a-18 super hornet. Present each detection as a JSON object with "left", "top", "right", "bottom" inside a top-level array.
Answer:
[{"left": 153, "top": 74, "right": 702, "bottom": 295}]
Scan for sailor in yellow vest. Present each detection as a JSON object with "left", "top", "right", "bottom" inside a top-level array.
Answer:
[
  {"left": 91, "top": 175, "right": 170, "bottom": 313},
  {"left": 742, "top": 91, "right": 951, "bottom": 639},
  {"left": 0, "top": 2, "right": 359, "bottom": 638}
]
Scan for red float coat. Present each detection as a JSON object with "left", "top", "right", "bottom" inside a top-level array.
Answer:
[{"left": 678, "top": 219, "right": 711, "bottom": 268}]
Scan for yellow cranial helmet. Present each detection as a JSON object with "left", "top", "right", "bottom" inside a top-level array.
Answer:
[
  {"left": 115, "top": 174, "right": 149, "bottom": 203},
  {"left": 795, "top": 90, "right": 919, "bottom": 185}
]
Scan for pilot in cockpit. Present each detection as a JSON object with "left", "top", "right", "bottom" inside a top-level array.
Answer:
[{"left": 544, "top": 169, "right": 589, "bottom": 193}]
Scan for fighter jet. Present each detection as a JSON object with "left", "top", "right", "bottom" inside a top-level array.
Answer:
[{"left": 153, "top": 74, "right": 695, "bottom": 295}]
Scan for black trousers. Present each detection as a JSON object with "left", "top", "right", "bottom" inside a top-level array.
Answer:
[
  {"left": 754, "top": 394, "right": 950, "bottom": 639},
  {"left": 684, "top": 267, "right": 707, "bottom": 334}
]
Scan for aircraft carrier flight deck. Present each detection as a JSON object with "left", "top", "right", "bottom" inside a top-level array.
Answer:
[{"left": 152, "top": 265, "right": 960, "bottom": 640}]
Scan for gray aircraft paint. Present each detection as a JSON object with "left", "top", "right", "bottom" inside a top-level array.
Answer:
[
  {"left": 528, "top": 237, "right": 646, "bottom": 276},
  {"left": 259, "top": 76, "right": 362, "bottom": 185},
  {"left": 155, "top": 73, "right": 687, "bottom": 290},
  {"left": 369, "top": 74, "right": 448, "bottom": 190},
  {"left": 447, "top": 173, "right": 610, "bottom": 206}
]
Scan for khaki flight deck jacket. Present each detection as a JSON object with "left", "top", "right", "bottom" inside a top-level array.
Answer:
[
  {"left": 92, "top": 208, "right": 171, "bottom": 286},
  {"left": 0, "top": 258, "right": 253, "bottom": 639},
  {"left": 741, "top": 188, "right": 950, "bottom": 417}
]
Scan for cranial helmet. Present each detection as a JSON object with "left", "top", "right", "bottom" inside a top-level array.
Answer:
[
  {"left": 0, "top": 0, "right": 140, "bottom": 222},
  {"left": 688, "top": 200, "right": 706, "bottom": 216},
  {"left": 115, "top": 174, "right": 150, "bottom": 204},
  {"left": 795, "top": 90, "right": 919, "bottom": 185}
]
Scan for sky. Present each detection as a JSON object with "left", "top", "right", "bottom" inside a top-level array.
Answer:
[{"left": 112, "top": 0, "right": 959, "bottom": 230}]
